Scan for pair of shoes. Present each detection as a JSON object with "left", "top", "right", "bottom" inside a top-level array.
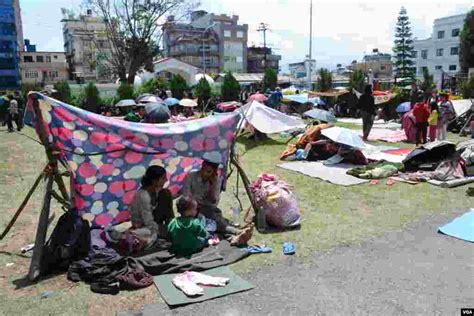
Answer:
[
  {"left": 7, "top": 129, "right": 13, "bottom": 133},
  {"left": 246, "top": 245, "right": 272, "bottom": 254}
]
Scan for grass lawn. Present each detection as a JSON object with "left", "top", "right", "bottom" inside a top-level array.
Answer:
[{"left": 0, "top": 123, "right": 471, "bottom": 315}]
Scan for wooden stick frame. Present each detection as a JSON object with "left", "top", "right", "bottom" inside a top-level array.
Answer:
[{"left": 7, "top": 95, "right": 71, "bottom": 281}]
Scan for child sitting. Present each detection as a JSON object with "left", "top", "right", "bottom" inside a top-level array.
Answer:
[{"left": 168, "top": 196, "right": 209, "bottom": 257}]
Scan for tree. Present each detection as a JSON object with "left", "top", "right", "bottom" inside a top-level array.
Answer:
[
  {"left": 193, "top": 77, "right": 211, "bottom": 109},
  {"left": 53, "top": 81, "right": 72, "bottom": 103},
  {"left": 117, "top": 82, "right": 135, "bottom": 100},
  {"left": 317, "top": 68, "right": 333, "bottom": 92},
  {"left": 84, "top": 82, "right": 101, "bottom": 113},
  {"left": 263, "top": 68, "right": 277, "bottom": 91},
  {"left": 460, "top": 9, "right": 474, "bottom": 75},
  {"left": 221, "top": 72, "right": 240, "bottom": 102},
  {"left": 169, "top": 74, "right": 188, "bottom": 99},
  {"left": 420, "top": 67, "right": 435, "bottom": 92},
  {"left": 138, "top": 78, "right": 167, "bottom": 95},
  {"left": 87, "top": 0, "right": 197, "bottom": 84},
  {"left": 393, "top": 7, "right": 416, "bottom": 79},
  {"left": 460, "top": 75, "right": 474, "bottom": 98},
  {"left": 349, "top": 69, "right": 365, "bottom": 92}
]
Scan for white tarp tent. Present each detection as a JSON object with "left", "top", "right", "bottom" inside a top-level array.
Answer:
[
  {"left": 452, "top": 99, "right": 473, "bottom": 117},
  {"left": 239, "top": 100, "right": 305, "bottom": 134}
]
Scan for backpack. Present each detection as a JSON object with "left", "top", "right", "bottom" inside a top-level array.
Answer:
[{"left": 41, "top": 210, "right": 91, "bottom": 275}]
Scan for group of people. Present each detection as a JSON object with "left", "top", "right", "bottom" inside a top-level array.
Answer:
[
  {"left": 409, "top": 83, "right": 455, "bottom": 145},
  {"left": 107, "top": 160, "right": 251, "bottom": 257},
  {"left": 357, "top": 82, "right": 456, "bottom": 145},
  {"left": 0, "top": 91, "right": 24, "bottom": 133}
]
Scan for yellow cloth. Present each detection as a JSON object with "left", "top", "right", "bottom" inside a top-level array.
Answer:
[{"left": 428, "top": 110, "right": 438, "bottom": 126}]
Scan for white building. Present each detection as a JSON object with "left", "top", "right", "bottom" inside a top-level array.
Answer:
[{"left": 413, "top": 13, "right": 467, "bottom": 81}]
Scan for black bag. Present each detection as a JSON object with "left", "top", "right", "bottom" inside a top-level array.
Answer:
[{"left": 41, "top": 210, "right": 91, "bottom": 275}]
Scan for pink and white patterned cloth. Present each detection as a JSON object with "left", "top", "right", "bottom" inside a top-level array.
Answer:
[
  {"left": 172, "top": 271, "right": 230, "bottom": 296},
  {"left": 25, "top": 93, "right": 240, "bottom": 228}
]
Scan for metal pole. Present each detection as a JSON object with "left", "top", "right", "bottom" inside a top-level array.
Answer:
[
  {"left": 308, "top": 0, "right": 313, "bottom": 91},
  {"left": 202, "top": 32, "right": 206, "bottom": 74}
]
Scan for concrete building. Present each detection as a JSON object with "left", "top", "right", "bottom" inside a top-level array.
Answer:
[
  {"left": 162, "top": 18, "right": 221, "bottom": 74},
  {"left": 247, "top": 46, "right": 281, "bottom": 73},
  {"left": 62, "top": 10, "right": 113, "bottom": 82},
  {"left": 20, "top": 51, "right": 68, "bottom": 85},
  {"left": 354, "top": 51, "right": 393, "bottom": 78},
  {"left": 413, "top": 13, "right": 467, "bottom": 80},
  {"left": 288, "top": 59, "right": 316, "bottom": 79},
  {"left": 189, "top": 11, "right": 249, "bottom": 73},
  {"left": 0, "top": 0, "right": 23, "bottom": 90}
]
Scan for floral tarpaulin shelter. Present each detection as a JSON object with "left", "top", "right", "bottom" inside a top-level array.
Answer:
[{"left": 25, "top": 93, "right": 240, "bottom": 228}]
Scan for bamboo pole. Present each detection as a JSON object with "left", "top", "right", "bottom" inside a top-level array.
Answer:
[
  {"left": 0, "top": 168, "right": 46, "bottom": 240},
  {"left": 28, "top": 173, "right": 54, "bottom": 281},
  {"left": 229, "top": 152, "right": 259, "bottom": 214}
]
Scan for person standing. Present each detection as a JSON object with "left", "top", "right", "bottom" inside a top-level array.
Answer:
[
  {"left": 413, "top": 93, "right": 430, "bottom": 145},
  {"left": 437, "top": 92, "right": 455, "bottom": 141},
  {"left": 428, "top": 102, "right": 439, "bottom": 142},
  {"left": 409, "top": 82, "right": 421, "bottom": 109},
  {"left": 7, "top": 96, "right": 20, "bottom": 132},
  {"left": 357, "top": 85, "right": 376, "bottom": 141}
]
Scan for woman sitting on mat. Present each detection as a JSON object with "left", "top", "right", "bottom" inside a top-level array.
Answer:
[{"left": 129, "top": 165, "right": 175, "bottom": 245}]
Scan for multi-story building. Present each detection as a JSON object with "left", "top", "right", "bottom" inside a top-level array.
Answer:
[
  {"left": 354, "top": 50, "right": 393, "bottom": 78},
  {"left": 247, "top": 46, "right": 281, "bottom": 73},
  {"left": 162, "top": 17, "right": 221, "bottom": 74},
  {"left": 62, "top": 10, "right": 112, "bottom": 82},
  {"left": 20, "top": 51, "right": 68, "bottom": 85},
  {"left": 0, "top": 0, "right": 23, "bottom": 90},
  {"left": 288, "top": 59, "right": 316, "bottom": 79},
  {"left": 413, "top": 13, "right": 467, "bottom": 80},
  {"left": 163, "top": 10, "right": 249, "bottom": 74}
]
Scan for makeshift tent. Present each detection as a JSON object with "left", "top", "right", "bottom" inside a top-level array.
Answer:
[
  {"left": 239, "top": 100, "right": 305, "bottom": 134},
  {"left": 403, "top": 141, "right": 456, "bottom": 171},
  {"left": 303, "top": 109, "right": 337, "bottom": 123},
  {"left": 9, "top": 92, "right": 257, "bottom": 281},
  {"left": 452, "top": 99, "right": 473, "bottom": 117},
  {"left": 352, "top": 89, "right": 396, "bottom": 105}
]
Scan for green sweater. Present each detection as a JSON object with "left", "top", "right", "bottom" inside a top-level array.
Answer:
[{"left": 168, "top": 217, "right": 208, "bottom": 256}]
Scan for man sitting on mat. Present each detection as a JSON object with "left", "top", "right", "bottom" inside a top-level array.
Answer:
[{"left": 182, "top": 160, "right": 240, "bottom": 236}]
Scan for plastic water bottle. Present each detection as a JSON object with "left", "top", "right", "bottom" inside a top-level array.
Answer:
[
  {"left": 231, "top": 207, "right": 240, "bottom": 225},
  {"left": 256, "top": 208, "right": 267, "bottom": 232}
]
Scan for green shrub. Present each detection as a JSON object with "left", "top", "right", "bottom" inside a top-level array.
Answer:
[
  {"left": 221, "top": 71, "right": 240, "bottom": 102},
  {"left": 169, "top": 74, "right": 188, "bottom": 99},
  {"left": 117, "top": 82, "right": 135, "bottom": 100},
  {"left": 84, "top": 82, "right": 101, "bottom": 113},
  {"left": 138, "top": 78, "right": 168, "bottom": 95},
  {"left": 53, "top": 81, "right": 72, "bottom": 103}
]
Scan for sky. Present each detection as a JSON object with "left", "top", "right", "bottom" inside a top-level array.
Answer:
[{"left": 20, "top": 0, "right": 473, "bottom": 72}]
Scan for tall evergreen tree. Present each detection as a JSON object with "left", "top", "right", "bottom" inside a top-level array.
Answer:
[
  {"left": 317, "top": 68, "right": 333, "bottom": 92},
  {"left": 460, "top": 9, "right": 474, "bottom": 75},
  {"left": 221, "top": 72, "right": 240, "bottom": 102},
  {"left": 169, "top": 74, "right": 188, "bottom": 99},
  {"left": 349, "top": 69, "right": 366, "bottom": 92},
  {"left": 393, "top": 7, "right": 416, "bottom": 79},
  {"left": 263, "top": 68, "right": 278, "bottom": 91}
]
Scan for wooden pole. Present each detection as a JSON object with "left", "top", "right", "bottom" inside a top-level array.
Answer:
[
  {"left": 0, "top": 169, "right": 46, "bottom": 240},
  {"left": 31, "top": 96, "right": 70, "bottom": 202},
  {"left": 230, "top": 153, "right": 259, "bottom": 214},
  {"left": 28, "top": 173, "right": 54, "bottom": 281}
]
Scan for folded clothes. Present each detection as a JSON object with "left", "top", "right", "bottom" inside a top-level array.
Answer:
[{"left": 172, "top": 271, "right": 230, "bottom": 297}]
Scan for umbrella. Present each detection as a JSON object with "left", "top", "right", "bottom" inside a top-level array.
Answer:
[
  {"left": 179, "top": 98, "right": 198, "bottom": 107},
  {"left": 216, "top": 101, "right": 241, "bottom": 112},
  {"left": 321, "top": 126, "right": 366, "bottom": 148},
  {"left": 303, "top": 109, "right": 337, "bottom": 123},
  {"left": 282, "top": 94, "right": 309, "bottom": 104},
  {"left": 115, "top": 99, "right": 136, "bottom": 107},
  {"left": 137, "top": 94, "right": 162, "bottom": 104},
  {"left": 373, "top": 90, "right": 388, "bottom": 96},
  {"left": 247, "top": 93, "right": 268, "bottom": 103},
  {"left": 396, "top": 102, "right": 411, "bottom": 113},
  {"left": 144, "top": 102, "right": 170, "bottom": 123},
  {"left": 310, "top": 97, "right": 326, "bottom": 106},
  {"left": 164, "top": 98, "right": 180, "bottom": 106}
]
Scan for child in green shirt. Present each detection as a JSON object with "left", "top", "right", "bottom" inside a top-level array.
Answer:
[{"left": 168, "top": 196, "right": 209, "bottom": 256}]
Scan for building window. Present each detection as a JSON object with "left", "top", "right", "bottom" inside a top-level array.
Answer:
[
  {"left": 435, "top": 65, "right": 442, "bottom": 70},
  {"left": 420, "top": 66, "right": 428, "bottom": 74},
  {"left": 436, "top": 48, "right": 443, "bottom": 57},
  {"left": 452, "top": 28, "right": 460, "bottom": 37},
  {"left": 23, "top": 56, "right": 33, "bottom": 63},
  {"left": 36, "top": 56, "right": 44, "bottom": 62},
  {"left": 412, "top": 51, "right": 418, "bottom": 58},
  {"left": 449, "top": 65, "right": 457, "bottom": 71},
  {"left": 437, "top": 30, "right": 445, "bottom": 39},
  {"left": 450, "top": 47, "right": 459, "bottom": 55},
  {"left": 421, "top": 50, "right": 428, "bottom": 59},
  {"left": 224, "top": 30, "right": 231, "bottom": 37},
  {"left": 46, "top": 55, "right": 51, "bottom": 63},
  {"left": 25, "top": 71, "right": 38, "bottom": 78},
  {"left": 54, "top": 55, "right": 58, "bottom": 59},
  {"left": 236, "top": 31, "right": 244, "bottom": 38},
  {"left": 380, "top": 65, "right": 386, "bottom": 71}
]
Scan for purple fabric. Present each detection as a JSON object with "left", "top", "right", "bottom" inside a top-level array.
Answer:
[{"left": 25, "top": 93, "right": 240, "bottom": 228}]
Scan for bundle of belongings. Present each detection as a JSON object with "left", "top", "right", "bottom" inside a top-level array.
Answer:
[
  {"left": 395, "top": 140, "right": 474, "bottom": 185},
  {"left": 280, "top": 124, "right": 368, "bottom": 165},
  {"left": 250, "top": 174, "right": 301, "bottom": 229},
  {"left": 347, "top": 161, "right": 404, "bottom": 179}
]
